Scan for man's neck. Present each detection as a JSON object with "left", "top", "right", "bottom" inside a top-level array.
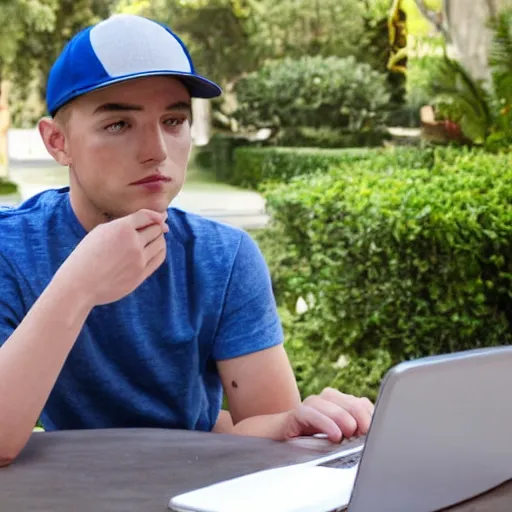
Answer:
[{"left": 68, "top": 187, "right": 113, "bottom": 233}]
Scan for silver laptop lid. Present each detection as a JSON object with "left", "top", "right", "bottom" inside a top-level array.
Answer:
[{"left": 349, "top": 346, "right": 512, "bottom": 512}]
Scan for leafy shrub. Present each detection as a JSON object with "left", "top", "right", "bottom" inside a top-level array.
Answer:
[
  {"left": 232, "top": 146, "right": 367, "bottom": 189},
  {"left": 192, "top": 133, "right": 254, "bottom": 182},
  {"left": 232, "top": 144, "right": 440, "bottom": 189},
  {"left": 276, "top": 305, "right": 394, "bottom": 401},
  {"left": 274, "top": 126, "right": 391, "bottom": 149},
  {"left": 428, "top": 9, "right": 512, "bottom": 152},
  {"left": 191, "top": 145, "right": 214, "bottom": 172},
  {"left": 233, "top": 55, "right": 391, "bottom": 146},
  {"left": 429, "top": 56, "right": 495, "bottom": 145},
  {"left": 256, "top": 147, "right": 512, "bottom": 400},
  {"left": 0, "top": 178, "right": 18, "bottom": 195}
]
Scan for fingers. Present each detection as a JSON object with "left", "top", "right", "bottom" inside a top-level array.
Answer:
[
  {"left": 303, "top": 395, "right": 358, "bottom": 439},
  {"left": 128, "top": 209, "right": 168, "bottom": 231},
  {"left": 296, "top": 389, "right": 374, "bottom": 442},
  {"left": 119, "top": 209, "right": 169, "bottom": 279},
  {"left": 354, "top": 397, "right": 374, "bottom": 436},
  {"left": 320, "top": 388, "right": 374, "bottom": 435},
  {"left": 143, "top": 244, "right": 167, "bottom": 278},
  {"left": 144, "top": 231, "right": 167, "bottom": 264},
  {"left": 138, "top": 223, "right": 168, "bottom": 247},
  {"left": 295, "top": 405, "right": 343, "bottom": 444},
  {"left": 360, "top": 397, "right": 375, "bottom": 417}
]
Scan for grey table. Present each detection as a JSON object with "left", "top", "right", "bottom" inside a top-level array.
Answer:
[{"left": 0, "top": 428, "right": 510, "bottom": 512}]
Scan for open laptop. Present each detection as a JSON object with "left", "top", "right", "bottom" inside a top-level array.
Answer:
[{"left": 169, "top": 345, "right": 512, "bottom": 512}]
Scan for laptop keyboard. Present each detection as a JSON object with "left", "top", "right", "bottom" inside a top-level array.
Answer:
[
  {"left": 317, "top": 435, "right": 365, "bottom": 470},
  {"left": 318, "top": 451, "right": 361, "bottom": 469}
]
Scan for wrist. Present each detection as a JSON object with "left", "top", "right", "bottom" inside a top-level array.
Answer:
[
  {"left": 51, "top": 265, "right": 96, "bottom": 315},
  {"left": 232, "top": 410, "right": 295, "bottom": 441}
]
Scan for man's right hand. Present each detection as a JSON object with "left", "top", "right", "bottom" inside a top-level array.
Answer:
[{"left": 57, "top": 209, "right": 169, "bottom": 307}]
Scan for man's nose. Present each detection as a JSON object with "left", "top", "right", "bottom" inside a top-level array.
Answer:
[{"left": 138, "top": 125, "right": 168, "bottom": 164}]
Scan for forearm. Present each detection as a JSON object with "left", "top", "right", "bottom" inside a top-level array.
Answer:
[
  {"left": 232, "top": 411, "right": 292, "bottom": 441},
  {"left": 0, "top": 271, "right": 93, "bottom": 465}
]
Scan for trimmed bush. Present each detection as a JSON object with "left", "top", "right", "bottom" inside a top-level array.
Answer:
[
  {"left": 232, "top": 146, "right": 365, "bottom": 189},
  {"left": 191, "top": 145, "right": 214, "bottom": 172},
  {"left": 256, "top": 147, "right": 512, "bottom": 400},
  {"left": 232, "top": 145, "right": 440, "bottom": 189},
  {"left": 192, "top": 133, "right": 256, "bottom": 183},
  {"left": 274, "top": 126, "right": 391, "bottom": 149},
  {"left": 0, "top": 178, "right": 18, "bottom": 195},
  {"left": 233, "top": 55, "right": 391, "bottom": 144}
]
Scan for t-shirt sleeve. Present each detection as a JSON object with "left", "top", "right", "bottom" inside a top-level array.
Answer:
[
  {"left": 0, "top": 252, "right": 25, "bottom": 347},
  {"left": 212, "top": 231, "right": 284, "bottom": 361}
]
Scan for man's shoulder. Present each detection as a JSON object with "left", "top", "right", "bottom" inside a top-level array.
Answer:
[
  {"left": 0, "top": 187, "right": 66, "bottom": 227},
  {"left": 167, "top": 207, "right": 248, "bottom": 249},
  {"left": 0, "top": 188, "right": 67, "bottom": 253},
  {"left": 166, "top": 207, "right": 262, "bottom": 275}
]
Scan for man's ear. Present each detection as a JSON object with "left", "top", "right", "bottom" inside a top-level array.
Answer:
[{"left": 38, "top": 117, "right": 71, "bottom": 166}]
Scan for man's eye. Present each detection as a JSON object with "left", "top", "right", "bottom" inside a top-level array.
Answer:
[
  {"left": 105, "top": 121, "right": 127, "bottom": 133},
  {"left": 164, "top": 118, "right": 185, "bottom": 127}
]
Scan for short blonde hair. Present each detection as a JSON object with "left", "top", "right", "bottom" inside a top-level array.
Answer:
[{"left": 53, "top": 102, "right": 73, "bottom": 128}]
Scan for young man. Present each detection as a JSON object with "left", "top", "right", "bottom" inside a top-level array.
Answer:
[{"left": 0, "top": 14, "right": 373, "bottom": 466}]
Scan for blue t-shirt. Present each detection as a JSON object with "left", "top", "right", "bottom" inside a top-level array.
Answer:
[{"left": 0, "top": 188, "right": 283, "bottom": 432}]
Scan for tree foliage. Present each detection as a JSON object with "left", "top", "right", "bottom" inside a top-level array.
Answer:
[
  {"left": 428, "top": 8, "right": 512, "bottom": 150},
  {"left": 0, "top": 0, "right": 117, "bottom": 124},
  {"left": 1, "top": 0, "right": 398, "bottom": 125},
  {"left": 116, "top": 0, "right": 394, "bottom": 87},
  {"left": 23, "top": 1, "right": 114, "bottom": 90}
]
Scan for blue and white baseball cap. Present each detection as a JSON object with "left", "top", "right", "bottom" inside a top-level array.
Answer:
[{"left": 46, "top": 13, "right": 222, "bottom": 116}]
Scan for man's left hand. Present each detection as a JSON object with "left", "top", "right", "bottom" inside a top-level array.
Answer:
[{"left": 283, "top": 387, "right": 374, "bottom": 443}]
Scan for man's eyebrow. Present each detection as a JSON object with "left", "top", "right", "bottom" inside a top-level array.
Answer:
[
  {"left": 93, "top": 101, "right": 192, "bottom": 114},
  {"left": 93, "top": 103, "right": 143, "bottom": 114},
  {"left": 166, "top": 101, "right": 192, "bottom": 113}
]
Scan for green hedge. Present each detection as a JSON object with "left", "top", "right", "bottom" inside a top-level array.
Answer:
[
  {"left": 274, "top": 126, "right": 391, "bottom": 149},
  {"left": 232, "top": 146, "right": 367, "bottom": 189},
  {"left": 192, "top": 133, "right": 254, "bottom": 182},
  {"left": 256, "top": 147, "right": 512, "bottom": 400},
  {"left": 232, "top": 145, "right": 443, "bottom": 189},
  {"left": 0, "top": 178, "right": 18, "bottom": 195}
]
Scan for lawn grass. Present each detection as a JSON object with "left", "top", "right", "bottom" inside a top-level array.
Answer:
[{"left": 184, "top": 166, "right": 242, "bottom": 193}]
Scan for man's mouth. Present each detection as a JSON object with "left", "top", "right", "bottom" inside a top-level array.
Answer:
[{"left": 131, "top": 174, "right": 172, "bottom": 185}]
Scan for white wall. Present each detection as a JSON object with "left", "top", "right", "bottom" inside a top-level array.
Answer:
[{"left": 7, "top": 129, "right": 52, "bottom": 161}]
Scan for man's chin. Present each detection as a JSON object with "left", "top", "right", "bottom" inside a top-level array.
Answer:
[
  {"left": 102, "top": 188, "right": 180, "bottom": 220},
  {"left": 127, "top": 194, "right": 174, "bottom": 216}
]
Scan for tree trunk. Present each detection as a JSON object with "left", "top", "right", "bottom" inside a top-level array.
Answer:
[{"left": 444, "top": 0, "right": 512, "bottom": 81}]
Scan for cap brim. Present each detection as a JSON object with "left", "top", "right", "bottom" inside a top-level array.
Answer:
[
  {"left": 50, "top": 71, "right": 222, "bottom": 116},
  {"left": 174, "top": 73, "right": 223, "bottom": 99}
]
